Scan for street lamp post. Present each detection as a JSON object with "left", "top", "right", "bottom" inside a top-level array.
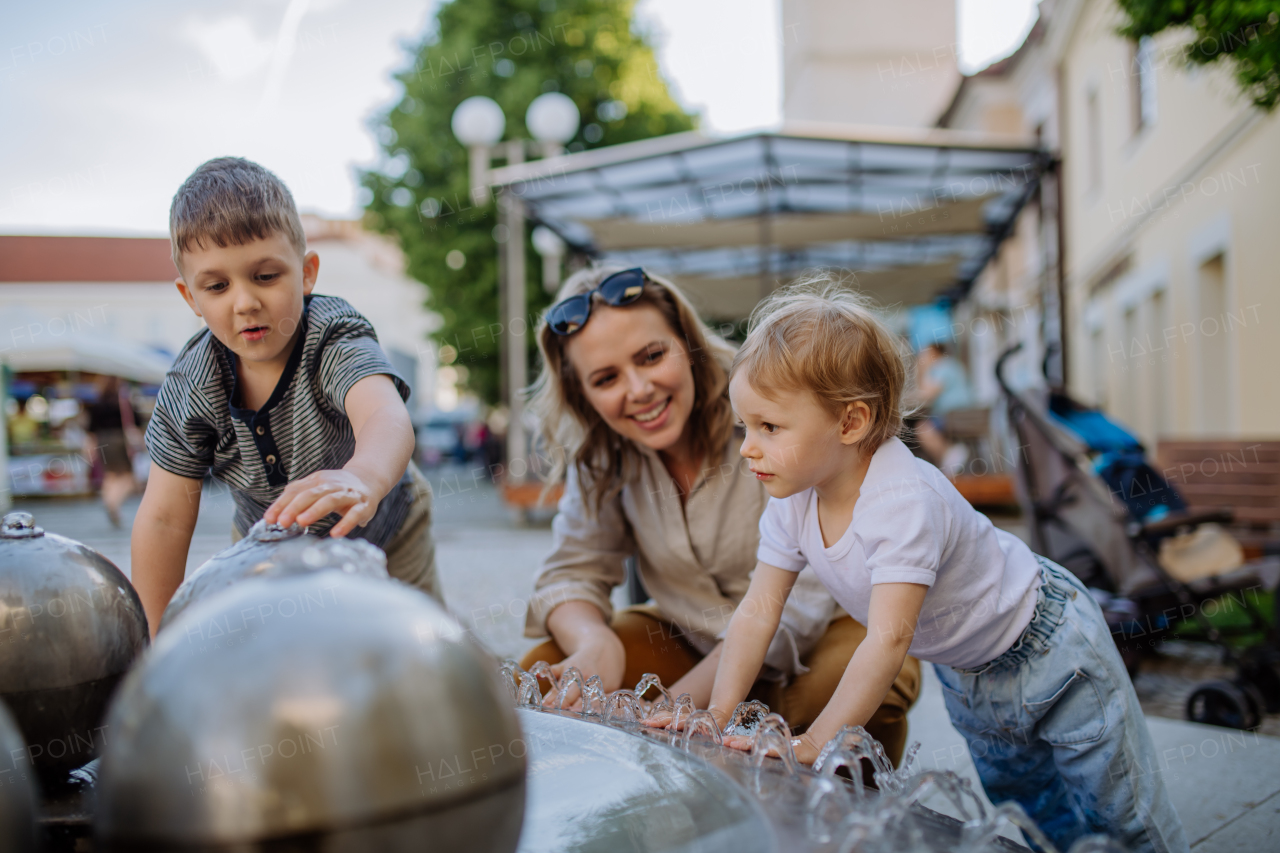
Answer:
[{"left": 452, "top": 93, "right": 579, "bottom": 486}]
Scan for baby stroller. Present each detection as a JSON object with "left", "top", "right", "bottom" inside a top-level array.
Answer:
[{"left": 996, "top": 343, "right": 1280, "bottom": 730}]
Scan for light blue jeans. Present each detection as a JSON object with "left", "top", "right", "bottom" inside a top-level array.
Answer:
[{"left": 934, "top": 558, "right": 1189, "bottom": 853}]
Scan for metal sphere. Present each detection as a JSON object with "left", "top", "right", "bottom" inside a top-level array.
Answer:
[
  {"left": 158, "top": 520, "right": 389, "bottom": 632},
  {"left": 451, "top": 96, "right": 506, "bottom": 147},
  {"left": 0, "top": 700, "right": 37, "bottom": 853},
  {"left": 95, "top": 572, "right": 525, "bottom": 851},
  {"left": 0, "top": 512, "right": 148, "bottom": 788}
]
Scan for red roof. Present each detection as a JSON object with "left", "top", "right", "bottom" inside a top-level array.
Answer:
[{"left": 0, "top": 236, "right": 177, "bottom": 282}]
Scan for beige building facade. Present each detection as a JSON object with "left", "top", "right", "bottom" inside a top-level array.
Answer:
[
  {"left": 1055, "top": 0, "right": 1279, "bottom": 445},
  {"left": 938, "top": 0, "right": 1278, "bottom": 447}
]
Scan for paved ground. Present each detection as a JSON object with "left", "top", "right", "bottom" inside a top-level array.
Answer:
[{"left": 6, "top": 467, "right": 1278, "bottom": 850}]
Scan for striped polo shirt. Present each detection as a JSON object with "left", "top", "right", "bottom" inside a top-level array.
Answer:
[{"left": 145, "top": 295, "right": 413, "bottom": 548}]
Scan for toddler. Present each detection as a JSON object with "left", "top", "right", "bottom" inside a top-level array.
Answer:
[{"left": 700, "top": 281, "right": 1187, "bottom": 853}]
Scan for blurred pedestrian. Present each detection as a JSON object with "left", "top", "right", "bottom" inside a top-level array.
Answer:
[
  {"left": 85, "top": 376, "right": 139, "bottom": 527},
  {"left": 912, "top": 343, "right": 973, "bottom": 475}
]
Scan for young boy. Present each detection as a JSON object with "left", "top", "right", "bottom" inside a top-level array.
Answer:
[
  {"left": 702, "top": 282, "right": 1188, "bottom": 853},
  {"left": 131, "top": 157, "right": 438, "bottom": 635}
]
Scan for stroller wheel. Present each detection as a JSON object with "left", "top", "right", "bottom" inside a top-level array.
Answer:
[
  {"left": 1186, "top": 680, "right": 1260, "bottom": 730},
  {"left": 1236, "top": 679, "right": 1269, "bottom": 725},
  {"left": 1238, "top": 650, "right": 1280, "bottom": 713}
]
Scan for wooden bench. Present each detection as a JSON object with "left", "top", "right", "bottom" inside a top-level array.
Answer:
[
  {"left": 502, "top": 480, "right": 563, "bottom": 523},
  {"left": 1155, "top": 440, "right": 1280, "bottom": 557}
]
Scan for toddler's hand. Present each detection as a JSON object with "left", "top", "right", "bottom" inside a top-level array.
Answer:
[
  {"left": 723, "top": 730, "right": 822, "bottom": 765},
  {"left": 264, "top": 469, "right": 379, "bottom": 537}
]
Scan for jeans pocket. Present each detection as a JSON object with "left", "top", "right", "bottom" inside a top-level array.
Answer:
[
  {"left": 1023, "top": 669, "right": 1107, "bottom": 745},
  {"left": 936, "top": 676, "right": 1000, "bottom": 739}
]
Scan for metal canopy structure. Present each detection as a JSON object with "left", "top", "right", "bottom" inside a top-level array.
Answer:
[{"left": 488, "top": 124, "right": 1051, "bottom": 319}]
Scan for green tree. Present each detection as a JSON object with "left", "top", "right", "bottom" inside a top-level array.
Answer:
[
  {"left": 1117, "top": 1, "right": 1280, "bottom": 111},
  {"left": 362, "top": 0, "right": 696, "bottom": 404}
]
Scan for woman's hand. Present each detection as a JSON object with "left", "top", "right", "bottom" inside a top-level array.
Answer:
[{"left": 542, "top": 624, "right": 626, "bottom": 709}]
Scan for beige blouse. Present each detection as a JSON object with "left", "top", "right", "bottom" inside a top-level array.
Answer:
[{"left": 524, "top": 437, "right": 837, "bottom": 677}]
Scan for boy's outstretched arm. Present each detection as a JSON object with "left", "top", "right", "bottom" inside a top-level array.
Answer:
[
  {"left": 265, "top": 374, "right": 413, "bottom": 537},
  {"left": 131, "top": 463, "right": 203, "bottom": 638},
  {"left": 786, "top": 582, "right": 927, "bottom": 762}
]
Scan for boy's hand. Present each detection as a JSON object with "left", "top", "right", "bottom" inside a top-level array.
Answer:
[{"left": 264, "top": 469, "right": 378, "bottom": 537}]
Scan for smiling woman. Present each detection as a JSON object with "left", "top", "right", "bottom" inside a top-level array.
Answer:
[{"left": 519, "top": 267, "right": 920, "bottom": 761}]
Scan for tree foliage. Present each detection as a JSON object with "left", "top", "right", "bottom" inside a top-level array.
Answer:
[
  {"left": 362, "top": 0, "right": 696, "bottom": 404},
  {"left": 1117, "top": 0, "right": 1280, "bottom": 111}
]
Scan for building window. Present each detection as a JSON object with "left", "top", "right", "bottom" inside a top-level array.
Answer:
[
  {"left": 1149, "top": 289, "right": 1169, "bottom": 428},
  {"left": 1090, "top": 326, "right": 1109, "bottom": 409},
  {"left": 1130, "top": 37, "right": 1158, "bottom": 134},
  {"left": 1086, "top": 88, "right": 1102, "bottom": 191},
  {"left": 1198, "top": 254, "right": 1230, "bottom": 434}
]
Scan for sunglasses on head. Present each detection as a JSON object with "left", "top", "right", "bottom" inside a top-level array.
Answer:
[{"left": 545, "top": 268, "right": 648, "bottom": 336}]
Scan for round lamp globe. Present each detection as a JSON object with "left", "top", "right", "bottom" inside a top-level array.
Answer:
[
  {"left": 451, "top": 96, "right": 506, "bottom": 147},
  {"left": 525, "top": 93, "right": 580, "bottom": 145}
]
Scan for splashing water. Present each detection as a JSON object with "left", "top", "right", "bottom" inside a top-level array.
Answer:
[
  {"left": 959, "top": 800, "right": 1055, "bottom": 853},
  {"left": 680, "top": 709, "right": 723, "bottom": 751},
  {"left": 667, "top": 693, "right": 695, "bottom": 733},
  {"left": 516, "top": 671, "right": 542, "bottom": 708},
  {"left": 493, "top": 662, "right": 1118, "bottom": 853},
  {"left": 555, "top": 666, "right": 586, "bottom": 710},
  {"left": 633, "top": 672, "right": 672, "bottom": 715},
  {"left": 723, "top": 699, "right": 771, "bottom": 736},
  {"left": 527, "top": 660, "right": 559, "bottom": 697},
  {"left": 874, "top": 740, "right": 921, "bottom": 794},
  {"left": 747, "top": 713, "right": 800, "bottom": 777},
  {"left": 605, "top": 689, "right": 642, "bottom": 724},
  {"left": 580, "top": 675, "right": 607, "bottom": 717},
  {"left": 498, "top": 660, "right": 522, "bottom": 702},
  {"left": 899, "top": 771, "right": 987, "bottom": 826},
  {"left": 644, "top": 695, "right": 673, "bottom": 722}
]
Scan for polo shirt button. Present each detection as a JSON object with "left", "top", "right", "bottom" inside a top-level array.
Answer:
[
  {"left": 256, "top": 426, "right": 264, "bottom": 436},
  {"left": 265, "top": 454, "right": 277, "bottom": 465}
]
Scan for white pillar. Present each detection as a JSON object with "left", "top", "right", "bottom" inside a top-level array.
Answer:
[{"left": 502, "top": 142, "right": 527, "bottom": 485}]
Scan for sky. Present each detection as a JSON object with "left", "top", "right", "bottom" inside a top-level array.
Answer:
[{"left": 0, "top": 0, "right": 1038, "bottom": 236}]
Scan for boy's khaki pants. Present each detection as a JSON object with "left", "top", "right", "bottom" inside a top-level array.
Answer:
[{"left": 231, "top": 463, "right": 441, "bottom": 603}]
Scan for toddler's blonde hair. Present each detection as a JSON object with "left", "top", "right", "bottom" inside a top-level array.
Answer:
[{"left": 731, "top": 272, "right": 909, "bottom": 454}]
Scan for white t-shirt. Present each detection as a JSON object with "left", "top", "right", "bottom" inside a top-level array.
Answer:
[{"left": 757, "top": 437, "right": 1041, "bottom": 670}]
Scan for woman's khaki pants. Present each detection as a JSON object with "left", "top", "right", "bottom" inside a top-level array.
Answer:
[{"left": 521, "top": 608, "right": 921, "bottom": 769}]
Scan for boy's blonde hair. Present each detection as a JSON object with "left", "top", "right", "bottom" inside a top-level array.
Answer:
[
  {"left": 528, "top": 265, "right": 737, "bottom": 513},
  {"left": 732, "top": 273, "right": 908, "bottom": 454},
  {"left": 168, "top": 157, "right": 306, "bottom": 275}
]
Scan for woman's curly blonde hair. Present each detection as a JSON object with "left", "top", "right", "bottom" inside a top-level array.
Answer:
[{"left": 528, "top": 266, "right": 737, "bottom": 514}]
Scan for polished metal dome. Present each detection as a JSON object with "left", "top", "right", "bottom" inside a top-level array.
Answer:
[
  {"left": 0, "top": 511, "right": 147, "bottom": 787},
  {"left": 158, "top": 519, "right": 389, "bottom": 632},
  {"left": 95, "top": 572, "right": 525, "bottom": 851},
  {"left": 0, "top": 700, "right": 37, "bottom": 852}
]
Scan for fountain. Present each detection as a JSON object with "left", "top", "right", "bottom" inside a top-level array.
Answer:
[
  {"left": 93, "top": 572, "right": 525, "bottom": 852},
  {"left": 0, "top": 700, "right": 37, "bottom": 853},
  {"left": 157, "top": 519, "right": 390, "bottom": 630},
  {"left": 503, "top": 665, "right": 1131, "bottom": 853},
  {"left": 0, "top": 511, "right": 148, "bottom": 789}
]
